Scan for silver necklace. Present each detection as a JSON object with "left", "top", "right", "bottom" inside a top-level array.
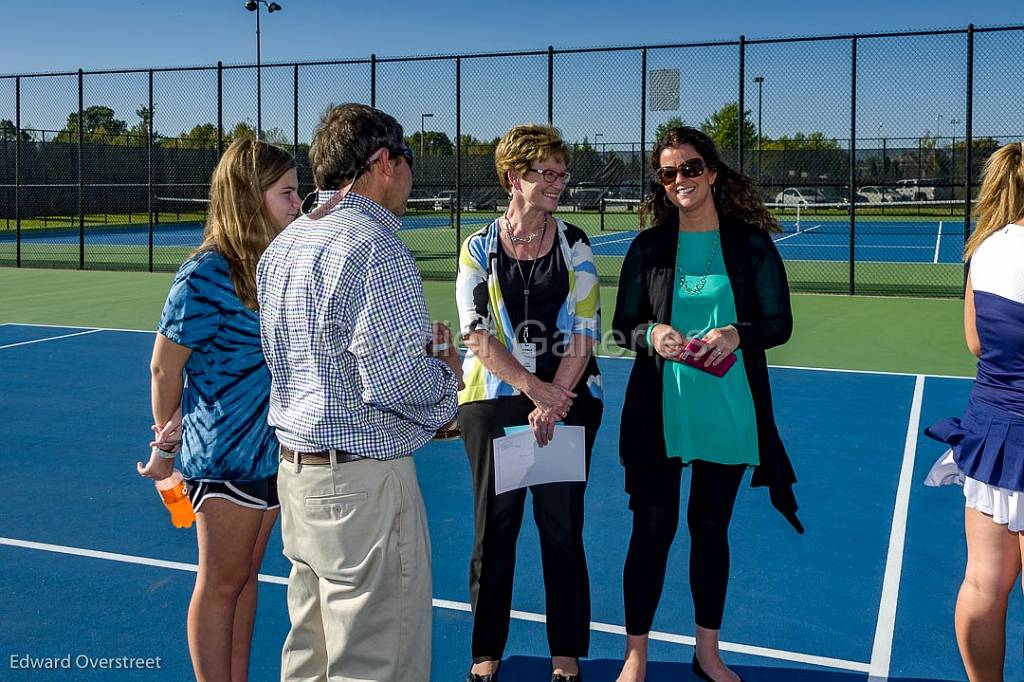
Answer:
[
  {"left": 504, "top": 213, "right": 548, "bottom": 244},
  {"left": 678, "top": 231, "right": 720, "bottom": 296}
]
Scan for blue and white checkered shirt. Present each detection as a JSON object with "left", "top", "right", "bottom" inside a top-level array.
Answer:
[{"left": 256, "top": 191, "right": 458, "bottom": 459}]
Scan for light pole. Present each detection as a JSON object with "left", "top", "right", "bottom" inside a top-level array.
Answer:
[
  {"left": 754, "top": 76, "right": 764, "bottom": 183},
  {"left": 950, "top": 117, "right": 960, "bottom": 185},
  {"left": 879, "top": 122, "right": 886, "bottom": 184},
  {"left": 420, "top": 113, "right": 434, "bottom": 160},
  {"left": 244, "top": 0, "right": 282, "bottom": 140}
]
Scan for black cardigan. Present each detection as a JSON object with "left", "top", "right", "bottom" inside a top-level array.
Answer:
[{"left": 612, "top": 219, "right": 804, "bottom": 533}]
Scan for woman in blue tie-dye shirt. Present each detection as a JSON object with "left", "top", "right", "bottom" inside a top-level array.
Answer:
[{"left": 137, "top": 138, "right": 301, "bottom": 681}]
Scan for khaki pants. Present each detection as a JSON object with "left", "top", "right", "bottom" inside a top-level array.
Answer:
[{"left": 278, "top": 454, "right": 432, "bottom": 682}]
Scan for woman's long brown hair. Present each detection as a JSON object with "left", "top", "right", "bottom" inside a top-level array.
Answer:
[
  {"left": 640, "top": 126, "right": 778, "bottom": 233},
  {"left": 193, "top": 138, "right": 295, "bottom": 310}
]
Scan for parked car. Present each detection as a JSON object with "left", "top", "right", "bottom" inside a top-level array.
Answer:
[
  {"left": 773, "top": 187, "right": 828, "bottom": 205},
  {"left": 894, "top": 178, "right": 937, "bottom": 201},
  {"left": 855, "top": 186, "right": 896, "bottom": 204},
  {"left": 432, "top": 190, "right": 476, "bottom": 211}
]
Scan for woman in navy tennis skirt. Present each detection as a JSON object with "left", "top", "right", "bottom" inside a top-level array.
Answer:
[{"left": 925, "top": 141, "right": 1024, "bottom": 680}]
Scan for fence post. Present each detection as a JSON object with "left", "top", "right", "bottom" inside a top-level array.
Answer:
[
  {"left": 547, "top": 46, "right": 554, "bottom": 125},
  {"left": 738, "top": 35, "right": 745, "bottom": 173},
  {"left": 15, "top": 76, "right": 21, "bottom": 268},
  {"left": 963, "top": 24, "right": 974, "bottom": 293},
  {"left": 455, "top": 56, "right": 462, "bottom": 277},
  {"left": 148, "top": 70, "right": 154, "bottom": 273},
  {"left": 78, "top": 69, "right": 84, "bottom": 270},
  {"left": 640, "top": 48, "right": 647, "bottom": 230},
  {"left": 217, "top": 61, "right": 223, "bottom": 156},
  {"left": 293, "top": 64, "right": 299, "bottom": 162},
  {"left": 848, "top": 37, "right": 857, "bottom": 296},
  {"left": 370, "top": 54, "right": 376, "bottom": 107}
]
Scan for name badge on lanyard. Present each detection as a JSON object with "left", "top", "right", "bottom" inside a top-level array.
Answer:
[{"left": 514, "top": 341, "right": 538, "bottom": 374}]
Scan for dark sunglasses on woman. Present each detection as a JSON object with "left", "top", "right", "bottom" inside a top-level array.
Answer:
[{"left": 656, "top": 159, "right": 706, "bottom": 184}]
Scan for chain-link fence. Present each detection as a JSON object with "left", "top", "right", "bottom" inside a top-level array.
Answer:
[{"left": 1, "top": 24, "right": 1021, "bottom": 296}]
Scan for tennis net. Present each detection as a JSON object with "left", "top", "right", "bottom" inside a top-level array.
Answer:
[{"left": 766, "top": 199, "right": 976, "bottom": 236}]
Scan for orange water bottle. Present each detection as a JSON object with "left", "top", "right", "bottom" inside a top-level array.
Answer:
[{"left": 155, "top": 470, "right": 195, "bottom": 528}]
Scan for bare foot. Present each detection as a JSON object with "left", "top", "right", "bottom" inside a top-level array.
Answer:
[
  {"left": 552, "top": 656, "right": 579, "bottom": 677},
  {"left": 695, "top": 650, "right": 741, "bottom": 682},
  {"left": 615, "top": 634, "right": 648, "bottom": 682},
  {"left": 469, "top": 660, "right": 499, "bottom": 678}
]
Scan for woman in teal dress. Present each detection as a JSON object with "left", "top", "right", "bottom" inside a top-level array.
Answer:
[{"left": 612, "top": 126, "right": 803, "bottom": 682}]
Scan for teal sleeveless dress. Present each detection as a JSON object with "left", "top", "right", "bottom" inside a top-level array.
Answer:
[{"left": 662, "top": 230, "right": 759, "bottom": 466}]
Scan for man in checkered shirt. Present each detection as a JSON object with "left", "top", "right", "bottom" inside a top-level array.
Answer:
[{"left": 257, "top": 103, "right": 461, "bottom": 682}]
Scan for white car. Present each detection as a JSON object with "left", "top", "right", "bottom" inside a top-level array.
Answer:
[
  {"left": 894, "top": 178, "right": 936, "bottom": 201},
  {"left": 774, "top": 187, "right": 827, "bottom": 205},
  {"left": 855, "top": 186, "right": 895, "bottom": 204}
]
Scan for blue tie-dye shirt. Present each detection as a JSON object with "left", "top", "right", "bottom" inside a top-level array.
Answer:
[{"left": 158, "top": 251, "right": 278, "bottom": 482}]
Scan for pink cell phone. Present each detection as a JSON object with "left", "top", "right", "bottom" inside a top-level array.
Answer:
[{"left": 674, "top": 337, "right": 737, "bottom": 377}]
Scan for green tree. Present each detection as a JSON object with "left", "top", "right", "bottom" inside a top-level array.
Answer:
[
  {"left": 571, "top": 137, "right": 602, "bottom": 181},
  {"left": 125, "top": 106, "right": 153, "bottom": 146},
  {"left": 405, "top": 130, "right": 454, "bottom": 156},
  {"left": 653, "top": 116, "right": 686, "bottom": 143},
  {"left": 763, "top": 132, "right": 840, "bottom": 150},
  {"left": 700, "top": 102, "right": 755, "bottom": 151},
  {"left": 459, "top": 134, "right": 495, "bottom": 156},
  {"left": 229, "top": 121, "right": 257, "bottom": 142},
  {"left": 0, "top": 119, "right": 31, "bottom": 141},
  {"left": 175, "top": 123, "right": 219, "bottom": 149},
  {"left": 263, "top": 127, "right": 292, "bottom": 146},
  {"left": 55, "top": 105, "right": 128, "bottom": 143}
]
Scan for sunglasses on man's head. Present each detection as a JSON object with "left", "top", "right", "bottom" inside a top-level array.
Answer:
[
  {"left": 656, "top": 159, "right": 706, "bottom": 184},
  {"left": 391, "top": 146, "right": 414, "bottom": 168}
]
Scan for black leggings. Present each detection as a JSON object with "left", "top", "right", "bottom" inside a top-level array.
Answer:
[{"left": 623, "top": 459, "right": 746, "bottom": 634}]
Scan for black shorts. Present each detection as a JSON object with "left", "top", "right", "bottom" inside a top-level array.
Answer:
[{"left": 185, "top": 474, "right": 279, "bottom": 513}]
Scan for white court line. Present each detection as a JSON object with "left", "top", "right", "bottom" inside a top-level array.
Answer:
[
  {"left": 0, "top": 536, "right": 869, "bottom": 674},
  {"left": 1, "top": 323, "right": 976, "bottom": 380},
  {"left": 778, "top": 243, "right": 933, "bottom": 250},
  {"left": 0, "top": 328, "right": 103, "bottom": 350},
  {"left": 0, "top": 322, "right": 152, "bottom": 334},
  {"left": 590, "top": 234, "right": 638, "bottom": 247},
  {"left": 868, "top": 374, "right": 925, "bottom": 681},
  {"left": 933, "top": 221, "right": 943, "bottom": 264}
]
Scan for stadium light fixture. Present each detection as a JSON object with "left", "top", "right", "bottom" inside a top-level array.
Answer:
[{"left": 243, "top": 0, "right": 284, "bottom": 140}]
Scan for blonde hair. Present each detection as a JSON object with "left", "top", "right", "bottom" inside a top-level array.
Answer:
[
  {"left": 494, "top": 124, "right": 571, "bottom": 192},
  {"left": 965, "top": 141, "right": 1024, "bottom": 260},
  {"left": 194, "top": 138, "right": 295, "bottom": 310}
]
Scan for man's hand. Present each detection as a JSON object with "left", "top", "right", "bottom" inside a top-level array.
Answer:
[{"left": 428, "top": 322, "right": 464, "bottom": 390}]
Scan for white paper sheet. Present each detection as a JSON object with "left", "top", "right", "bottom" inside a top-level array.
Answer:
[{"left": 492, "top": 425, "right": 586, "bottom": 495}]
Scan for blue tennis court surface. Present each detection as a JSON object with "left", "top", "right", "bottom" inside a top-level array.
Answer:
[
  {"left": 0, "top": 213, "right": 494, "bottom": 249},
  {"left": 0, "top": 323, "right": 1019, "bottom": 680},
  {"left": 590, "top": 217, "right": 971, "bottom": 264}
]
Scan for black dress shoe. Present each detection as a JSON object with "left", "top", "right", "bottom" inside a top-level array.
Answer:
[{"left": 691, "top": 655, "right": 743, "bottom": 682}]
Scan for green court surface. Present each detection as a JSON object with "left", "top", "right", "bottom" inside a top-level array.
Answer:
[{"left": 0, "top": 267, "right": 976, "bottom": 377}]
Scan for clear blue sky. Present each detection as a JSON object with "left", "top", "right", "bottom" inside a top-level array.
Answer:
[
  {"left": 0, "top": 0, "right": 1018, "bottom": 73},
  {"left": 0, "top": 1, "right": 1021, "bottom": 146}
]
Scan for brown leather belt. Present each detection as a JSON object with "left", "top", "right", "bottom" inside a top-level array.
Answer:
[{"left": 280, "top": 445, "right": 365, "bottom": 466}]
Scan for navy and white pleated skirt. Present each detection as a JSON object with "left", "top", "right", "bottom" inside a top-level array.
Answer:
[{"left": 926, "top": 397, "right": 1024, "bottom": 531}]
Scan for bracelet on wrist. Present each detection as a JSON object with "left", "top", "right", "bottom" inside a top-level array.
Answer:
[{"left": 152, "top": 446, "right": 177, "bottom": 460}]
